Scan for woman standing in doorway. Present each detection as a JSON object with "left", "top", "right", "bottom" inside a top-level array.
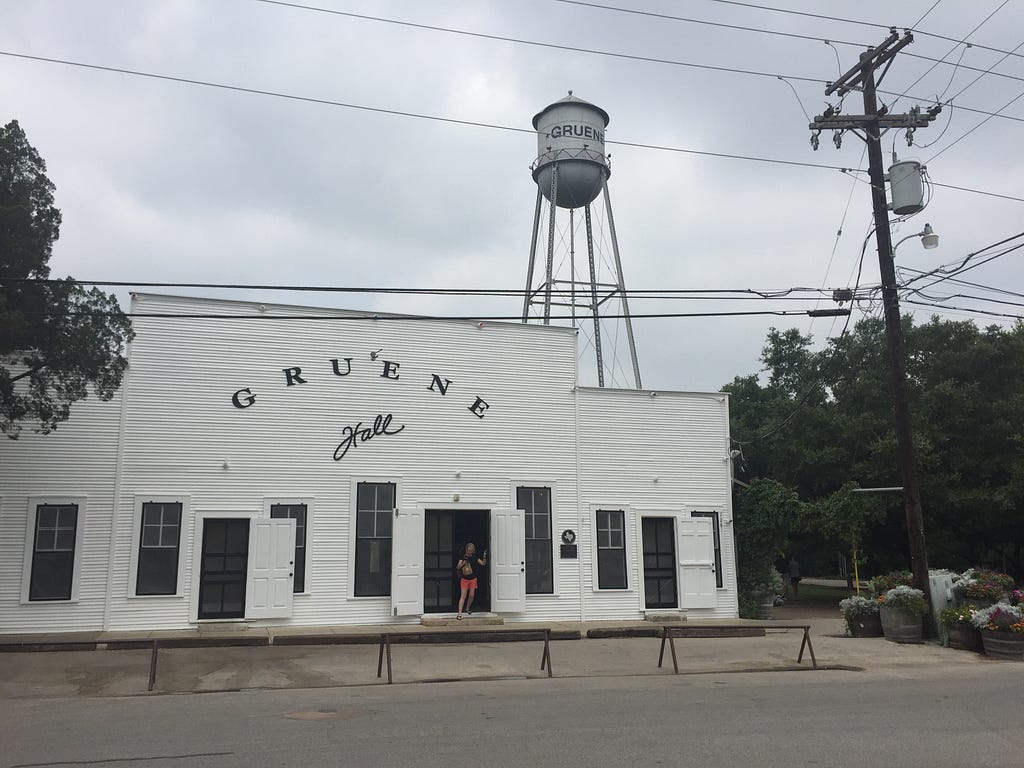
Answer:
[{"left": 456, "top": 542, "right": 487, "bottom": 620}]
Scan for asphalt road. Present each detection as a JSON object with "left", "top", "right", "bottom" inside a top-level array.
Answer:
[{"left": 3, "top": 666, "right": 1022, "bottom": 768}]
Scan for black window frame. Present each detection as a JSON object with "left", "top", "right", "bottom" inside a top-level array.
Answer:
[
  {"left": 270, "top": 503, "right": 308, "bottom": 593},
  {"left": 354, "top": 482, "right": 395, "bottom": 597},
  {"left": 690, "top": 510, "right": 723, "bottom": 588},
  {"left": 595, "top": 509, "right": 628, "bottom": 590},
  {"left": 136, "top": 501, "right": 183, "bottom": 596},
  {"left": 517, "top": 486, "right": 554, "bottom": 595},
  {"left": 29, "top": 503, "right": 79, "bottom": 602}
]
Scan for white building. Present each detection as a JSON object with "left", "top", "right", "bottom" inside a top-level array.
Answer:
[{"left": 0, "top": 293, "right": 739, "bottom": 633}]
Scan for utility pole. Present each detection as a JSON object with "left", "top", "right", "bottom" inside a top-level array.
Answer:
[{"left": 809, "top": 30, "right": 939, "bottom": 608}]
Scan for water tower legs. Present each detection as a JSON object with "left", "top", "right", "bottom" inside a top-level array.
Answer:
[{"left": 522, "top": 173, "right": 641, "bottom": 390}]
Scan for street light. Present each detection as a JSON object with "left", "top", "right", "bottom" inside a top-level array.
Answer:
[{"left": 892, "top": 223, "right": 939, "bottom": 254}]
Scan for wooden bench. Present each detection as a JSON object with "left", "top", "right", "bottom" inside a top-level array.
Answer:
[
  {"left": 377, "top": 628, "right": 553, "bottom": 684},
  {"left": 657, "top": 623, "right": 817, "bottom": 673}
]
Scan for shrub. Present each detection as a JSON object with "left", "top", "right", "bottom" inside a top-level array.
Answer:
[
  {"left": 971, "top": 603, "right": 1024, "bottom": 633},
  {"left": 839, "top": 595, "right": 879, "bottom": 620},
  {"left": 877, "top": 585, "right": 928, "bottom": 616},
  {"left": 939, "top": 605, "right": 978, "bottom": 627},
  {"left": 869, "top": 571, "right": 913, "bottom": 595}
]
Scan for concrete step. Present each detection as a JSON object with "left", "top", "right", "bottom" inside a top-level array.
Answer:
[
  {"left": 420, "top": 614, "right": 504, "bottom": 627},
  {"left": 196, "top": 622, "right": 252, "bottom": 634},
  {"left": 644, "top": 612, "right": 687, "bottom": 623}
]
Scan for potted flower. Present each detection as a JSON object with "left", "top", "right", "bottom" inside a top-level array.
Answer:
[
  {"left": 971, "top": 603, "right": 1024, "bottom": 661},
  {"left": 952, "top": 569, "right": 1016, "bottom": 608},
  {"left": 869, "top": 570, "right": 913, "bottom": 595},
  {"left": 939, "top": 605, "right": 982, "bottom": 651},
  {"left": 840, "top": 595, "right": 882, "bottom": 637},
  {"left": 877, "top": 585, "right": 928, "bottom": 643}
]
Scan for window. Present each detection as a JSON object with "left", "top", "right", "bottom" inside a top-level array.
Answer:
[
  {"left": 691, "top": 511, "right": 723, "bottom": 588},
  {"left": 517, "top": 487, "right": 553, "bottom": 594},
  {"left": 354, "top": 482, "right": 394, "bottom": 596},
  {"left": 270, "top": 503, "right": 307, "bottom": 593},
  {"left": 136, "top": 502, "right": 182, "bottom": 595},
  {"left": 596, "top": 509, "right": 627, "bottom": 589},
  {"left": 29, "top": 504, "right": 78, "bottom": 601}
]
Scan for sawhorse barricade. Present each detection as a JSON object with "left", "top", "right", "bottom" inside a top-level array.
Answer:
[
  {"left": 377, "top": 628, "right": 553, "bottom": 684},
  {"left": 657, "top": 623, "right": 818, "bottom": 673}
]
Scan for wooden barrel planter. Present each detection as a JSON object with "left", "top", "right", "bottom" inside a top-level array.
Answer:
[
  {"left": 980, "top": 631, "right": 1024, "bottom": 661},
  {"left": 755, "top": 599, "right": 774, "bottom": 620},
  {"left": 947, "top": 624, "right": 982, "bottom": 652},
  {"left": 847, "top": 613, "right": 883, "bottom": 638},
  {"left": 880, "top": 605, "right": 923, "bottom": 644}
]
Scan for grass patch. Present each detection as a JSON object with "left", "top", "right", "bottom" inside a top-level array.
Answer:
[{"left": 791, "top": 583, "right": 857, "bottom": 603}]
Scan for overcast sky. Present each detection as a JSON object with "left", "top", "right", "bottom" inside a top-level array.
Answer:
[{"left": 3, "top": 0, "right": 1022, "bottom": 392}]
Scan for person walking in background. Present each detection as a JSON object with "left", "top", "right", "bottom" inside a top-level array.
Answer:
[
  {"left": 456, "top": 542, "right": 487, "bottom": 620},
  {"left": 778, "top": 559, "right": 790, "bottom": 599},
  {"left": 789, "top": 556, "right": 802, "bottom": 599}
]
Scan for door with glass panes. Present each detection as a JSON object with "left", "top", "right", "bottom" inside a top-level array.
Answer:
[{"left": 642, "top": 517, "right": 678, "bottom": 609}]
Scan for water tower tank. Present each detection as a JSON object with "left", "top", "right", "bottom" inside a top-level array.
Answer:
[{"left": 532, "top": 92, "right": 610, "bottom": 209}]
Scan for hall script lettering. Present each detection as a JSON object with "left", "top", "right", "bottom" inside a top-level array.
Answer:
[{"left": 333, "top": 413, "right": 406, "bottom": 462}]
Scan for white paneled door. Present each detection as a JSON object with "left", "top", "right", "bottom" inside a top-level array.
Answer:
[
  {"left": 246, "top": 517, "right": 295, "bottom": 619},
  {"left": 392, "top": 506, "right": 424, "bottom": 616},
  {"left": 490, "top": 507, "right": 526, "bottom": 612},
  {"left": 678, "top": 516, "right": 718, "bottom": 609}
]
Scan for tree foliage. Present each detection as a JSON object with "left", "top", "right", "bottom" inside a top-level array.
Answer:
[
  {"left": 1, "top": 119, "right": 133, "bottom": 437},
  {"left": 725, "top": 315, "right": 1024, "bottom": 578}
]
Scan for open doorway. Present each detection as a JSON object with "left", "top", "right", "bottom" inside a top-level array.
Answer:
[{"left": 423, "top": 509, "right": 490, "bottom": 613}]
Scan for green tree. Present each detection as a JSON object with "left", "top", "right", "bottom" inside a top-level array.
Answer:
[
  {"left": 725, "top": 315, "right": 1024, "bottom": 578},
  {"left": 1, "top": 119, "right": 133, "bottom": 437}
]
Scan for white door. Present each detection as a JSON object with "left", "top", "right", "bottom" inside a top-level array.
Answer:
[
  {"left": 490, "top": 507, "right": 526, "bottom": 613},
  {"left": 246, "top": 518, "right": 295, "bottom": 619},
  {"left": 391, "top": 506, "right": 424, "bottom": 616},
  {"left": 678, "top": 516, "right": 717, "bottom": 609}
]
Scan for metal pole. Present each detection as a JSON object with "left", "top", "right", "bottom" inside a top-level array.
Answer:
[
  {"left": 602, "top": 177, "right": 642, "bottom": 389},
  {"left": 569, "top": 208, "right": 576, "bottom": 328},
  {"left": 584, "top": 205, "right": 606, "bottom": 387},
  {"left": 861, "top": 55, "right": 931, "bottom": 609},
  {"left": 543, "top": 167, "right": 559, "bottom": 326},
  {"left": 522, "top": 187, "right": 544, "bottom": 322}
]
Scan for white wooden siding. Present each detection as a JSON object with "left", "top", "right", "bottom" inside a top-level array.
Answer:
[
  {"left": 0, "top": 293, "right": 736, "bottom": 632},
  {"left": 575, "top": 387, "right": 739, "bottom": 620}
]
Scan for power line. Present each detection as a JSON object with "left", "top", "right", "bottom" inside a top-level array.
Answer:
[
  {"left": 5, "top": 49, "right": 1023, "bottom": 205},
  {"left": 21, "top": 309, "right": 827, "bottom": 321},
  {"left": 900, "top": 232, "right": 1024, "bottom": 286},
  {"left": 251, "top": 0, "right": 824, "bottom": 84},
  {"left": 898, "top": 267, "right": 1024, "bottom": 300},
  {"left": 251, "top": 0, "right": 1024, "bottom": 126},
  {"left": 903, "top": 299, "right": 1024, "bottom": 320},
  {"left": 927, "top": 86, "right": 1024, "bottom": 164},
  {"left": 0, "top": 276, "right": 847, "bottom": 301},
  {"left": 700, "top": 0, "right": 1024, "bottom": 61}
]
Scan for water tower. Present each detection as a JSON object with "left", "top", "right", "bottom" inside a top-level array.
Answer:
[{"left": 522, "top": 92, "right": 641, "bottom": 389}]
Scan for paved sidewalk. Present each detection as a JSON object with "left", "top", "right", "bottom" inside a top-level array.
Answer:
[{"left": 0, "top": 614, "right": 1002, "bottom": 699}]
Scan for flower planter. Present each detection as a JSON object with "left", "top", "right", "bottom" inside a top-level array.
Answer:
[
  {"left": 947, "top": 623, "right": 982, "bottom": 652},
  {"left": 980, "top": 631, "right": 1024, "bottom": 661},
  {"left": 880, "top": 605, "right": 923, "bottom": 644},
  {"left": 847, "top": 613, "right": 883, "bottom": 638},
  {"left": 755, "top": 599, "right": 774, "bottom": 620}
]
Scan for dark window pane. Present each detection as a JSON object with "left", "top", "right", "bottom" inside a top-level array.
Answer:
[
  {"left": 142, "top": 525, "right": 160, "bottom": 547},
  {"left": 38, "top": 506, "right": 58, "bottom": 529},
  {"left": 30, "top": 506, "right": 77, "bottom": 601},
  {"left": 597, "top": 549, "right": 627, "bottom": 589},
  {"left": 356, "top": 509, "right": 376, "bottom": 537},
  {"left": 55, "top": 529, "right": 76, "bottom": 551},
  {"left": 597, "top": 510, "right": 627, "bottom": 590},
  {"left": 354, "top": 539, "right": 392, "bottom": 596},
  {"left": 526, "top": 539, "right": 553, "bottom": 594},
  {"left": 355, "top": 484, "right": 395, "bottom": 597},
  {"left": 137, "top": 548, "right": 178, "bottom": 595},
  {"left": 30, "top": 552, "right": 74, "bottom": 600}
]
